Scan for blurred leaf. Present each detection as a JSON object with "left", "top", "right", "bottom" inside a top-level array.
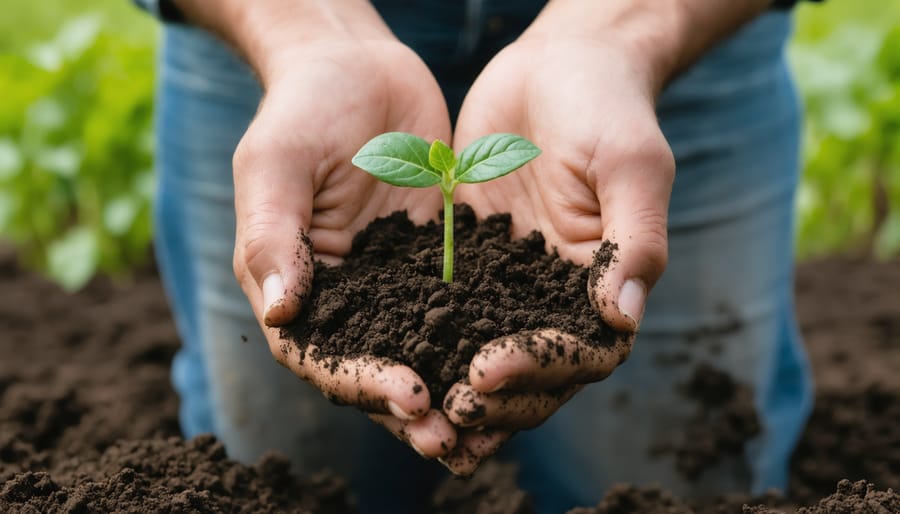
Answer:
[
  {"left": 35, "top": 144, "right": 81, "bottom": 177},
  {"left": 875, "top": 212, "right": 900, "bottom": 260},
  {"left": 0, "top": 139, "right": 23, "bottom": 180},
  {"left": 0, "top": 191, "right": 13, "bottom": 233},
  {"left": 135, "top": 170, "right": 156, "bottom": 200},
  {"left": 103, "top": 195, "right": 139, "bottom": 236},
  {"left": 876, "top": 27, "right": 900, "bottom": 79},
  {"left": 47, "top": 226, "right": 98, "bottom": 291},
  {"left": 25, "top": 42, "right": 63, "bottom": 72},
  {"left": 55, "top": 15, "right": 101, "bottom": 60},
  {"left": 791, "top": 7, "right": 900, "bottom": 260}
]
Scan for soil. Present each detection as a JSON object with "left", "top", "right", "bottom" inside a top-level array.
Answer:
[
  {"left": 1, "top": 233, "right": 899, "bottom": 511},
  {"left": 282, "top": 205, "right": 625, "bottom": 407},
  {"left": 649, "top": 362, "right": 761, "bottom": 481}
]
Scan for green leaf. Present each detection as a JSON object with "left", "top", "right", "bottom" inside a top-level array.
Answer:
[
  {"left": 103, "top": 195, "right": 139, "bottom": 236},
  {"left": 47, "top": 226, "right": 98, "bottom": 292},
  {"left": 0, "top": 138, "right": 23, "bottom": 180},
  {"left": 428, "top": 139, "right": 456, "bottom": 174},
  {"left": 456, "top": 133, "right": 541, "bottom": 184},
  {"left": 352, "top": 132, "right": 441, "bottom": 188}
]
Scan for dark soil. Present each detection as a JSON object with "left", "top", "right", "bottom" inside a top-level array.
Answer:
[
  {"left": 1, "top": 238, "right": 899, "bottom": 512},
  {"left": 283, "top": 205, "right": 624, "bottom": 407},
  {"left": 649, "top": 362, "right": 761, "bottom": 481},
  {"left": 0, "top": 246, "right": 357, "bottom": 513},
  {"left": 1, "top": 436, "right": 352, "bottom": 513}
]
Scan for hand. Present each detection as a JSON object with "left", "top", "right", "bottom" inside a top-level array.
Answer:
[
  {"left": 231, "top": 35, "right": 456, "bottom": 458},
  {"left": 448, "top": 33, "right": 675, "bottom": 472}
]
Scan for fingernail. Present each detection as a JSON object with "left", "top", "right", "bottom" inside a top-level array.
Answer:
[
  {"left": 387, "top": 401, "right": 415, "bottom": 421},
  {"left": 618, "top": 279, "right": 646, "bottom": 328},
  {"left": 262, "top": 274, "right": 284, "bottom": 325},
  {"left": 487, "top": 379, "right": 508, "bottom": 394},
  {"left": 410, "top": 441, "right": 428, "bottom": 458}
]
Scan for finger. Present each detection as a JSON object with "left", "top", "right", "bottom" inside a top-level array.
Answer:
[
  {"left": 270, "top": 338, "right": 431, "bottom": 419},
  {"left": 468, "top": 329, "right": 633, "bottom": 393},
  {"left": 369, "top": 409, "right": 457, "bottom": 458},
  {"left": 588, "top": 131, "right": 674, "bottom": 332},
  {"left": 444, "top": 382, "right": 580, "bottom": 430},
  {"left": 438, "top": 429, "right": 511, "bottom": 477},
  {"left": 232, "top": 112, "right": 320, "bottom": 328}
]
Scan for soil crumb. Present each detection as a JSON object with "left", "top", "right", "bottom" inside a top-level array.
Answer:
[
  {"left": 789, "top": 386, "right": 900, "bottom": 505},
  {"left": 796, "top": 479, "right": 900, "bottom": 513},
  {"left": 431, "top": 461, "right": 533, "bottom": 514},
  {"left": 2, "top": 244, "right": 900, "bottom": 513},
  {"left": 0, "top": 435, "right": 356, "bottom": 513},
  {"left": 650, "top": 362, "right": 760, "bottom": 480},
  {"left": 282, "top": 205, "right": 624, "bottom": 406}
]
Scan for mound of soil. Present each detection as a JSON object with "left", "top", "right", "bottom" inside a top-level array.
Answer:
[
  {"left": 283, "top": 205, "right": 624, "bottom": 406},
  {"left": 1, "top": 435, "right": 353, "bottom": 513},
  {"left": 649, "top": 362, "right": 761, "bottom": 481},
  {"left": 0, "top": 247, "right": 358, "bottom": 513},
  {"left": 1, "top": 235, "right": 899, "bottom": 512}
]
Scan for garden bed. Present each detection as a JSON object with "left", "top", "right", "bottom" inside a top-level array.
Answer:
[{"left": 0, "top": 244, "right": 898, "bottom": 512}]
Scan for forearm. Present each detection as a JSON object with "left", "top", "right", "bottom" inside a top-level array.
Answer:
[
  {"left": 171, "top": 0, "right": 393, "bottom": 84},
  {"left": 525, "top": 0, "right": 772, "bottom": 95}
]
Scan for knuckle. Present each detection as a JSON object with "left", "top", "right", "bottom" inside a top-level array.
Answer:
[
  {"left": 232, "top": 130, "right": 272, "bottom": 176},
  {"left": 630, "top": 209, "right": 669, "bottom": 281},
  {"left": 232, "top": 248, "right": 246, "bottom": 285},
  {"left": 634, "top": 133, "right": 675, "bottom": 181},
  {"left": 582, "top": 125, "right": 675, "bottom": 189},
  {"left": 236, "top": 204, "right": 283, "bottom": 281}
]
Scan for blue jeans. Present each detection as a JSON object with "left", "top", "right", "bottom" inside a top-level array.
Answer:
[{"left": 153, "top": 3, "right": 813, "bottom": 513}]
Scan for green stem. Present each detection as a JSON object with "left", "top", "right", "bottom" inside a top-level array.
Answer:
[{"left": 442, "top": 187, "right": 454, "bottom": 283}]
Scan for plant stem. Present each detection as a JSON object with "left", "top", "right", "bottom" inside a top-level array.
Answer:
[{"left": 442, "top": 187, "right": 454, "bottom": 283}]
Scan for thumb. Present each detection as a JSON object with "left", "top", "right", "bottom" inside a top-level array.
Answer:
[
  {"left": 232, "top": 131, "right": 316, "bottom": 328},
  {"left": 589, "top": 145, "right": 674, "bottom": 332}
]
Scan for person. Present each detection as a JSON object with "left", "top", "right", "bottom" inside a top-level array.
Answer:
[{"left": 135, "top": 0, "right": 817, "bottom": 512}]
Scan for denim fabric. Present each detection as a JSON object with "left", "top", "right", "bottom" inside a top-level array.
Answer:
[{"left": 153, "top": 3, "right": 812, "bottom": 513}]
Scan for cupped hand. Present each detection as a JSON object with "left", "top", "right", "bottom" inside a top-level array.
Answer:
[
  {"left": 439, "top": 329, "right": 632, "bottom": 475},
  {"left": 231, "top": 37, "right": 456, "bottom": 458},
  {"left": 446, "top": 34, "right": 676, "bottom": 472}
]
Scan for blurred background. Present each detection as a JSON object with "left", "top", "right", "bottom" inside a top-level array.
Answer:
[{"left": 1, "top": 1, "right": 898, "bottom": 291}]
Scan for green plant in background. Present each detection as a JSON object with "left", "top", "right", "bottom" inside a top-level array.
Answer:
[
  {"left": 1, "top": 0, "right": 898, "bottom": 292},
  {"left": 790, "top": 4, "right": 900, "bottom": 260},
  {"left": 0, "top": 13, "right": 157, "bottom": 290},
  {"left": 353, "top": 133, "right": 540, "bottom": 282}
]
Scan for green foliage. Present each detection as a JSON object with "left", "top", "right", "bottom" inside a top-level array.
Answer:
[
  {"left": 2, "top": 0, "right": 897, "bottom": 293},
  {"left": 455, "top": 134, "right": 542, "bottom": 184},
  {"left": 353, "top": 132, "right": 540, "bottom": 282},
  {"left": 351, "top": 133, "right": 440, "bottom": 187},
  {"left": 790, "top": 6, "right": 900, "bottom": 260},
  {"left": 428, "top": 139, "right": 457, "bottom": 174},
  {"left": 0, "top": 13, "right": 157, "bottom": 290}
]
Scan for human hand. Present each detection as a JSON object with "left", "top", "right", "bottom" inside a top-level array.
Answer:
[
  {"left": 447, "top": 28, "right": 675, "bottom": 473},
  {"left": 230, "top": 24, "right": 456, "bottom": 457}
]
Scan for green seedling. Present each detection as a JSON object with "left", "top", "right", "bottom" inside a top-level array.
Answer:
[{"left": 352, "top": 132, "right": 541, "bottom": 283}]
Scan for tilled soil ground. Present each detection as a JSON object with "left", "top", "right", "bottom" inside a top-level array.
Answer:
[{"left": 0, "top": 245, "right": 898, "bottom": 513}]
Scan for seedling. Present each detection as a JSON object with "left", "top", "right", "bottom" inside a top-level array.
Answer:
[{"left": 352, "top": 132, "right": 540, "bottom": 283}]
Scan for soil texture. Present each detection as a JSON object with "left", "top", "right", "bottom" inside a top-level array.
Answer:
[
  {"left": 282, "top": 205, "right": 624, "bottom": 406},
  {"left": 1, "top": 242, "right": 899, "bottom": 512},
  {"left": 0, "top": 247, "right": 357, "bottom": 513},
  {"left": 649, "top": 362, "right": 761, "bottom": 481}
]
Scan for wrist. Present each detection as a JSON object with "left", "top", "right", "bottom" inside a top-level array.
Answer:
[
  {"left": 524, "top": 0, "right": 770, "bottom": 96},
  {"left": 174, "top": 0, "right": 395, "bottom": 86}
]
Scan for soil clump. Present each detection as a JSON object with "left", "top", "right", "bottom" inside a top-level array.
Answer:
[
  {"left": 649, "top": 363, "right": 761, "bottom": 480},
  {"left": 1, "top": 244, "right": 899, "bottom": 512},
  {"left": 282, "top": 205, "right": 624, "bottom": 407}
]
